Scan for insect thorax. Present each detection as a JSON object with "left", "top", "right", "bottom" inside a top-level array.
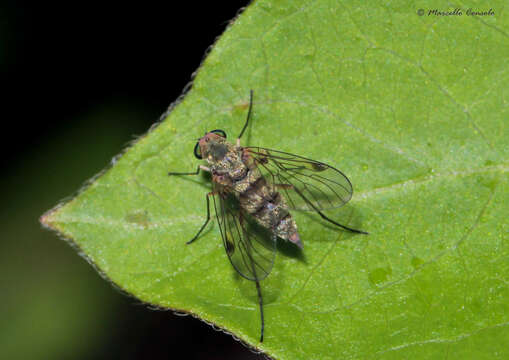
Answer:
[{"left": 207, "top": 142, "right": 247, "bottom": 184}]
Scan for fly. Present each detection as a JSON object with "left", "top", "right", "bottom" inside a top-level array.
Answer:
[{"left": 168, "top": 90, "right": 368, "bottom": 342}]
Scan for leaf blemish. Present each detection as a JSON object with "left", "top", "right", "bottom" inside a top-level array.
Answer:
[
  {"left": 125, "top": 210, "right": 151, "bottom": 229},
  {"left": 368, "top": 266, "right": 393, "bottom": 286}
]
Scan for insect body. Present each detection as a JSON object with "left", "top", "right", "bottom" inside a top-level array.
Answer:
[
  {"left": 198, "top": 130, "right": 302, "bottom": 248},
  {"left": 168, "top": 91, "right": 367, "bottom": 342}
]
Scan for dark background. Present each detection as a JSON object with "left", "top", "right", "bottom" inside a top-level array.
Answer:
[{"left": 1, "top": 2, "right": 266, "bottom": 359}]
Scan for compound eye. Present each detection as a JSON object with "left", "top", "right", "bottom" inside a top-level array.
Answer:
[
  {"left": 210, "top": 129, "right": 227, "bottom": 138},
  {"left": 193, "top": 141, "right": 202, "bottom": 159}
]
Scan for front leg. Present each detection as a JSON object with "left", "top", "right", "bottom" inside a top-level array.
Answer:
[
  {"left": 187, "top": 191, "right": 215, "bottom": 244},
  {"left": 168, "top": 165, "right": 213, "bottom": 243}
]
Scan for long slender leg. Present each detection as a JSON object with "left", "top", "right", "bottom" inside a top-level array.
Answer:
[
  {"left": 237, "top": 89, "right": 254, "bottom": 143},
  {"left": 240, "top": 211, "right": 265, "bottom": 342},
  {"left": 168, "top": 166, "right": 213, "bottom": 243},
  {"left": 187, "top": 192, "right": 214, "bottom": 244},
  {"left": 291, "top": 185, "right": 369, "bottom": 235},
  {"left": 255, "top": 279, "right": 264, "bottom": 342}
]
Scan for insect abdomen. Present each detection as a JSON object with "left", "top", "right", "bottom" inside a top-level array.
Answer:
[{"left": 235, "top": 168, "right": 301, "bottom": 246}]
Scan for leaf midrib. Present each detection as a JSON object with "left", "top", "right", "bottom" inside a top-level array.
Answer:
[{"left": 353, "top": 162, "right": 507, "bottom": 202}]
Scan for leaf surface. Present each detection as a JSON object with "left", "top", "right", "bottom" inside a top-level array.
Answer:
[{"left": 42, "top": 1, "right": 509, "bottom": 359}]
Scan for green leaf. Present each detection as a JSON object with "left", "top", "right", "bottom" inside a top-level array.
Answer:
[{"left": 41, "top": 1, "right": 509, "bottom": 359}]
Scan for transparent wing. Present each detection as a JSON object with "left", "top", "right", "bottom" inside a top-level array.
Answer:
[
  {"left": 245, "top": 147, "right": 353, "bottom": 211},
  {"left": 212, "top": 187, "right": 276, "bottom": 281}
]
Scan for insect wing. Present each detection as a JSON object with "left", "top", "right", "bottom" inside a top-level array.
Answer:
[
  {"left": 212, "top": 188, "right": 276, "bottom": 281},
  {"left": 246, "top": 147, "right": 353, "bottom": 211}
]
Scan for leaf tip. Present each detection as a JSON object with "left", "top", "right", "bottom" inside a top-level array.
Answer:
[{"left": 39, "top": 206, "right": 61, "bottom": 230}]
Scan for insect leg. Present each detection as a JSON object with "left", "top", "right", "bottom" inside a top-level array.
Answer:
[
  {"left": 289, "top": 185, "right": 369, "bottom": 235},
  {"left": 237, "top": 89, "right": 254, "bottom": 145},
  {"left": 255, "top": 278, "right": 265, "bottom": 342},
  {"left": 187, "top": 191, "right": 215, "bottom": 245},
  {"left": 168, "top": 165, "right": 210, "bottom": 176},
  {"left": 237, "top": 212, "right": 266, "bottom": 341}
]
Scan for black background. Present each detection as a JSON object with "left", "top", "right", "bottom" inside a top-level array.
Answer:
[
  {"left": 2, "top": 1, "right": 267, "bottom": 359},
  {"left": 3, "top": 2, "right": 249, "bottom": 167}
]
